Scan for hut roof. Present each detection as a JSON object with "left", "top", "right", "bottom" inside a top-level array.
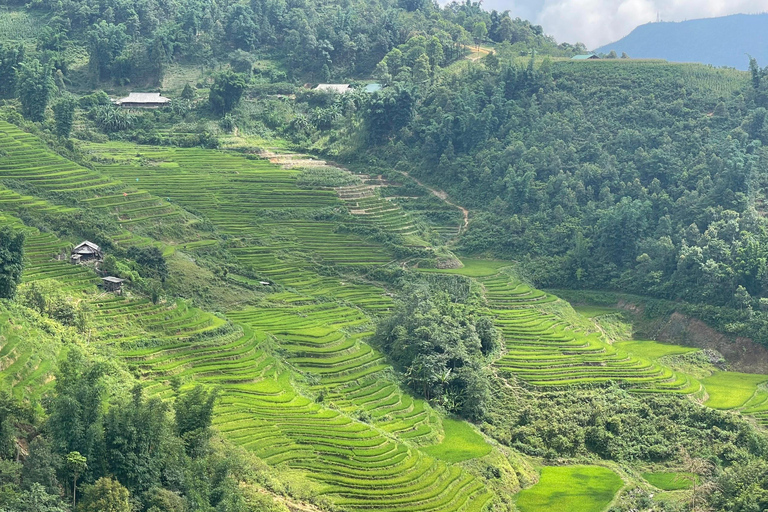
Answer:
[
  {"left": 116, "top": 92, "right": 171, "bottom": 105},
  {"left": 73, "top": 241, "right": 101, "bottom": 255},
  {"left": 364, "top": 83, "right": 383, "bottom": 93},
  {"left": 314, "top": 84, "right": 352, "bottom": 94},
  {"left": 101, "top": 277, "right": 125, "bottom": 283},
  {"left": 571, "top": 54, "right": 599, "bottom": 60}
]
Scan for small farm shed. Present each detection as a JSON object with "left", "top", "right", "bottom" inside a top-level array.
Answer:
[
  {"left": 314, "top": 84, "right": 352, "bottom": 94},
  {"left": 571, "top": 54, "right": 600, "bottom": 60},
  {"left": 115, "top": 92, "right": 171, "bottom": 108},
  {"left": 71, "top": 241, "right": 103, "bottom": 263},
  {"left": 101, "top": 276, "right": 125, "bottom": 293}
]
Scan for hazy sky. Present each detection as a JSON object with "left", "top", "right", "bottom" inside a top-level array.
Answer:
[{"left": 475, "top": 0, "right": 768, "bottom": 49}]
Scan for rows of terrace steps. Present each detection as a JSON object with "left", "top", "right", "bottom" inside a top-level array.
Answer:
[
  {"left": 81, "top": 191, "right": 183, "bottom": 224},
  {"left": 0, "top": 315, "right": 56, "bottom": 400},
  {"left": 741, "top": 389, "right": 768, "bottom": 426},
  {"left": 0, "top": 123, "right": 117, "bottom": 196},
  {"left": 0, "top": 134, "right": 491, "bottom": 509},
  {"left": 0, "top": 123, "right": 189, "bottom": 234},
  {"left": 70, "top": 270, "right": 487, "bottom": 509},
  {"left": 87, "top": 147, "right": 398, "bottom": 268},
  {"left": 211, "top": 377, "right": 490, "bottom": 511},
  {"left": 481, "top": 273, "right": 692, "bottom": 390},
  {"left": 228, "top": 304, "right": 440, "bottom": 444}
]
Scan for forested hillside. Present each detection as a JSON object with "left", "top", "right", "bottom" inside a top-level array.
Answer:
[
  {"left": 2, "top": 1, "right": 768, "bottom": 512},
  {"left": 334, "top": 56, "right": 768, "bottom": 344}
]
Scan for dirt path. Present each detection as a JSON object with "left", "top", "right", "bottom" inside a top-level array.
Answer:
[{"left": 397, "top": 171, "right": 469, "bottom": 233}]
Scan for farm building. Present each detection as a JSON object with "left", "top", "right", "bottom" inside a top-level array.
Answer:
[
  {"left": 101, "top": 276, "right": 125, "bottom": 294},
  {"left": 115, "top": 92, "right": 171, "bottom": 108},
  {"left": 571, "top": 54, "right": 600, "bottom": 60},
  {"left": 71, "top": 241, "right": 103, "bottom": 263},
  {"left": 314, "top": 84, "right": 352, "bottom": 94},
  {"left": 363, "top": 83, "right": 383, "bottom": 93}
]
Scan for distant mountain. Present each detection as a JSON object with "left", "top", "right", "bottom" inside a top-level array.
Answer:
[{"left": 594, "top": 13, "right": 768, "bottom": 70}]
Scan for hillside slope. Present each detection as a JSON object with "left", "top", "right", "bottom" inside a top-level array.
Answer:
[{"left": 595, "top": 13, "right": 768, "bottom": 69}]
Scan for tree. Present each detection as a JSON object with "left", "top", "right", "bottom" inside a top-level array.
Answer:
[
  {"left": 208, "top": 71, "right": 247, "bottom": 115},
  {"left": 127, "top": 246, "right": 168, "bottom": 280},
  {"left": 621, "top": 52, "right": 630, "bottom": 59},
  {"left": 52, "top": 96, "right": 77, "bottom": 138},
  {"left": 21, "top": 437, "right": 60, "bottom": 495},
  {"left": 17, "top": 59, "right": 55, "bottom": 122},
  {"left": 0, "top": 43, "right": 24, "bottom": 98},
  {"left": 65, "top": 451, "right": 87, "bottom": 508},
  {"left": 607, "top": 50, "right": 618, "bottom": 59},
  {"left": 0, "top": 227, "right": 24, "bottom": 299},
  {"left": 47, "top": 348, "right": 108, "bottom": 475},
  {"left": 181, "top": 83, "right": 195, "bottom": 101},
  {"left": 103, "top": 386, "right": 174, "bottom": 495},
  {"left": 174, "top": 386, "right": 218, "bottom": 457},
  {"left": 472, "top": 22, "right": 487, "bottom": 49},
  {"left": 78, "top": 477, "right": 130, "bottom": 512},
  {"left": 13, "top": 483, "right": 68, "bottom": 512},
  {"left": 0, "top": 392, "right": 27, "bottom": 460},
  {"left": 412, "top": 53, "right": 431, "bottom": 84}
]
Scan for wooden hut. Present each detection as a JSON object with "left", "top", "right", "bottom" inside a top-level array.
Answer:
[
  {"left": 101, "top": 276, "right": 125, "bottom": 294},
  {"left": 71, "top": 241, "right": 103, "bottom": 263}
]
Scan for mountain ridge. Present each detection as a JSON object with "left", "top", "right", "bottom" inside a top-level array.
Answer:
[{"left": 595, "top": 13, "right": 768, "bottom": 70}]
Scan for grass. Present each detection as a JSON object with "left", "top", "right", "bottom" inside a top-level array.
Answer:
[
  {"left": 422, "top": 419, "right": 492, "bottom": 463},
  {"left": 515, "top": 466, "right": 623, "bottom": 512},
  {"left": 573, "top": 305, "right": 621, "bottom": 318},
  {"left": 419, "top": 258, "right": 512, "bottom": 277},
  {"left": 642, "top": 471, "right": 698, "bottom": 491},
  {"left": 615, "top": 340, "right": 698, "bottom": 360},
  {"left": 703, "top": 372, "right": 768, "bottom": 409}
]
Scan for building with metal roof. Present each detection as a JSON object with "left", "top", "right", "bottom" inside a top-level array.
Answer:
[
  {"left": 571, "top": 54, "right": 600, "bottom": 60},
  {"left": 115, "top": 92, "right": 171, "bottom": 108},
  {"left": 314, "top": 84, "right": 352, "bottom": 94}
]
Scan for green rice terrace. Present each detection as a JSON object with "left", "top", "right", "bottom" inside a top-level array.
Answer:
[{"left": 0, "top": 120, "right": 767, "bottom": 511}]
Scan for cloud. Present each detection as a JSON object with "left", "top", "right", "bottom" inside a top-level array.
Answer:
[{"left": 475, "top": 0, "right": 768, "bottom": 48}]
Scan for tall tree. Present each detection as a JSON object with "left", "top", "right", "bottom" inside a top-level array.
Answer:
[
  {"left": 52, "top": 96, "right": 77, "bottom": 138},
  {"left": 0, "top": 227, "right": 25, "bottom": 299},
  {"left": 78, "top": 477, "right": 130, "bottom": 512},
  {"left": 208, "top": 71, "right": 247, "bottom": 115},
  {"left": 16, "top": 59, "right": 55, "bottom": 122},
  {"left": 174, "top": 386, "right": 218, "bottom": 456},
  {"left": 0, "top": 44, "right": 24, "bottom": 98}
]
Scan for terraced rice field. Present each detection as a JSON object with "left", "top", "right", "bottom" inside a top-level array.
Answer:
[
  {"left": 83, "top": 142, "right": 397, "bottom": 311},
  {"left": 87, "top": 295, "right": 493, "bottom": 512},
  {"left": 702, "top": 372, "right": 768, "bottom": 410},
  {"left": 515, "top": 466, "right": 623, "bottom": 512},
  {"left": 0, "top": 129, "right": 495, "bottom": 511},
  {"left": 0, "top": 121, "right": 193, "bottom": 245},
  {"left": 337, "top": 179, "right": 427, "bottom": 246},
  {"left": 479, "top": 272, "right": 699, "bottom": 391}
]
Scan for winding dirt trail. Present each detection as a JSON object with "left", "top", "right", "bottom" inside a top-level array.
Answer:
[{"left": 397, "top": 171, "right": 469, "bottom": 233}]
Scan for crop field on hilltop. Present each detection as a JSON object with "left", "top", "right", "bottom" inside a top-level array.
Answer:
[
  {"left": 615, "top": 340, "right": 698, "bottom": 360},
  {"left": 479, "top": 272, "right": 693, "bottom": 390},
  {"left": 422, "top": 419, "right": 492, "bottom": 463},
  {"left": 83, "top": 142, "right": 401, "bottom": 311},
  {"left": 0, "top": 121, "right": 199, "bottom": 249},
  {"left": 703, "top": 372, "right": 768, "bottom": 409},
  {"left": 515, "top": 466, "right": 623, "bottom": 512},
  {"left": 419, "top": 259, "right": 512, "bottom": 277},
  {"left": 0, "top": 129, "right": 496, "bottom": 511},
  {"left": 642, "top": 471, "right": 697, "bottom": 491}
]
